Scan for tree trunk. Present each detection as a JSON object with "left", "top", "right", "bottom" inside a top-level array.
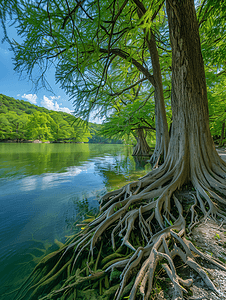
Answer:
[
  {"left": 146, "top": 31, "right": 169, "bottom": 165},
  {"left": 132, "top": 128, "right": 151, "bottom": 156},
  {"left": 136, "top": 3, "right": 169, "bottom": 165},
  {"left": 165, "top": 0, "right": 225, "bottom": 185},
  {"left": 220, "top": 121, "right": 225, "bottom": 145}
]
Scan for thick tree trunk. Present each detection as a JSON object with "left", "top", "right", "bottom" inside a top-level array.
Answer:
[
  {"left": 165, "top": 0, "right": 224, "bottom": 184},
  {"left": 132, "top": 128, "right": 151, "bottom": 156}
]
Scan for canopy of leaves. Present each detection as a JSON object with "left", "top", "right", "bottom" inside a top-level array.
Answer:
[
  {"left": 206, "top": 70, "right": 226, "bottom": 140},
  {"left": 100, "top": 98, "right": 155, "bottom": 138},
  {"left": 1, "top": 0, "right": 226, "bottom": 143},
  {"left": 198, "top": 0, "right": 226, "bottom": 68},
  {"left": 0, "top": 0, "right": 171, "bottom": 121},
  {"left": 196, "top": 0, "right": 226, "bottom": 141}
]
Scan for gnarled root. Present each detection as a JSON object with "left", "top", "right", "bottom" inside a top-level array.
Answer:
[{"left": 13, "top": 154, "right": 226, "bottom": 300}]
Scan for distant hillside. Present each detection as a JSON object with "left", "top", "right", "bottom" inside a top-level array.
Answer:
[
  {"left": 0, "top": 94, "right": 55, "bottom": 115},
  {"left": 0, "top": 93, "right": 91, "bottom": 142},
  {"left": 0, "top": 94, "right": 122, "bottom": 144}
]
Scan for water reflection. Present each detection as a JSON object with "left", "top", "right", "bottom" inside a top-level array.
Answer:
[
  {"left": 133, "top": 156, "right": 151, "bottom": 170},
  {"left": 0, "top": 143, "right": 152, "bottom": 298},
  {"left": 20, "top": 176, "right": 38, "bottom": 191},
  {"left": 0, "top": 143, "right": 91, "bottom": 179},
  {"left": 94, "top": 154, "right": 152, "bottom": 190}
]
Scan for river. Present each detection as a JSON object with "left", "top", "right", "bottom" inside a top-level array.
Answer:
[{"left": 0, "top": 143, "right": 152, "bottom": 298}]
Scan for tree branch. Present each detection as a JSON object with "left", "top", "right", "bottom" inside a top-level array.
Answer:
[
  {"left": 99, "top": 48, "right": 155, "bottom": 86},
  {"left": 198, "top": 5, "right": 214, "bottom": 27},
  {"left": 140, "top": 118, "right": 156, "bottom": 130},
  {"left": 113, "top": 0, "right": 128, "bottom": 23},
  {"left": 109, "top": 77, "right": 148, "bottom": 97},
  {"left": 131, "top": 126, "right": 153, "bottom": 131},
  {"left": 62, "top": 0, "right": 85, "bottom": 29},
  {"left": 133, "top": 0, "right": 164, "bottom": 22}
]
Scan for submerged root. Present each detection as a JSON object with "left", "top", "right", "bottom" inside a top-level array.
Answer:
[{"left": 12, "top": 155, "right": 226, "bottom": 300}]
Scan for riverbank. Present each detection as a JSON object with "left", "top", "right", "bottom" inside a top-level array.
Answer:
[{"left": 0, "top": 139, "right": 85, "bottom": 143}]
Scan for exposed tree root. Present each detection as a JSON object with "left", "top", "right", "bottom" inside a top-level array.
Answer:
[{"left": 10, "top": 153, "right": 226, "bottom": 300}]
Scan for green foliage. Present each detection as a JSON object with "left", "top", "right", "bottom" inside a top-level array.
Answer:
[
  {"left": 197, "top": 0, "right": 226, "bottom": 141},
  {"left": 100, "top": 100, "right": 155, "bottom": 140},
  {"left": 206, "top": 70, "right": 226, "bottom": 140},
  {"left": 26, "top": 111, "right": 54, "bottom": 141},
  {"left": 0, "top": 0, "right": 171, "bottom": 123},
  {"left": 0, "top": 110, "right": 29, "bottom": 140},
  {"left": 1, "top": 0, "right": 226, "bottom": 145},
  {"left": 198, "top": 0, "right": 226, "bottom": 67},
  {"left": 0, "top": 94, "right": 91, "bottom": 142},
  {"left": 88, "top": 123, "right": 123, "bottom": 144}
]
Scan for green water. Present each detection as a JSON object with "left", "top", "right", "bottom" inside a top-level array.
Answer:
[{"left": 0, "top": 143, "right": 152, "bottom": 298}]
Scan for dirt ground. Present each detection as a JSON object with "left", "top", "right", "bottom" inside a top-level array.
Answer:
[
  {"left": 155, "top": 218, "right": 226, "bottom": 300},
  {"left": 188, "top": 219, "right": 226, "bottom": 300}
]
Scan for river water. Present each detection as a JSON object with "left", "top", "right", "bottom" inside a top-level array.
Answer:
[{"left": 0, "top": 143, "right": 152, "bottom": 298}]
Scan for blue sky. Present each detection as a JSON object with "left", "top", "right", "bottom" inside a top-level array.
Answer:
[{"left": 0, "top": 24, "right": 101, "bottom": 123}]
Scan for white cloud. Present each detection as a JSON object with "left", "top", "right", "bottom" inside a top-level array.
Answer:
[
  {"left": 50, "top": 95, "right": 61, "bottom": 100},
  {"left": 90, "top": 111, "right": 105, "bottom": 124},
  {"left": 21, "top": 93, "right": 38, "bottom": 104},
  {"left": 41, "top": 95, "right": 72, "bottom": 114}
]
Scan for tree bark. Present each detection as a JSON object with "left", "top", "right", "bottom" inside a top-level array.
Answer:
[
  {"left": 146, "top": 31, "right": 169, "bottom": 165},
  {"left": 132, "top": 128, "right": 151, "bottom": 156},
  {"left": 135, "top": 2, "right": 170, "bottom": 165},
  {"left": 220, "top": 121, "right": 225, "bottom": 145},
  {"left": 165, "top": 0, "right": 224, "bottom": 184}
]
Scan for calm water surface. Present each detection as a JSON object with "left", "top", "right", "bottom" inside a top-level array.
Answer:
[{"left": 0, "top": 143, "right": 151, "bottom": 297}]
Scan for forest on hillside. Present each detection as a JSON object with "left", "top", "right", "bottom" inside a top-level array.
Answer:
[{"left": 0, "top": 94, "right": 123, "bottom": 144}]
